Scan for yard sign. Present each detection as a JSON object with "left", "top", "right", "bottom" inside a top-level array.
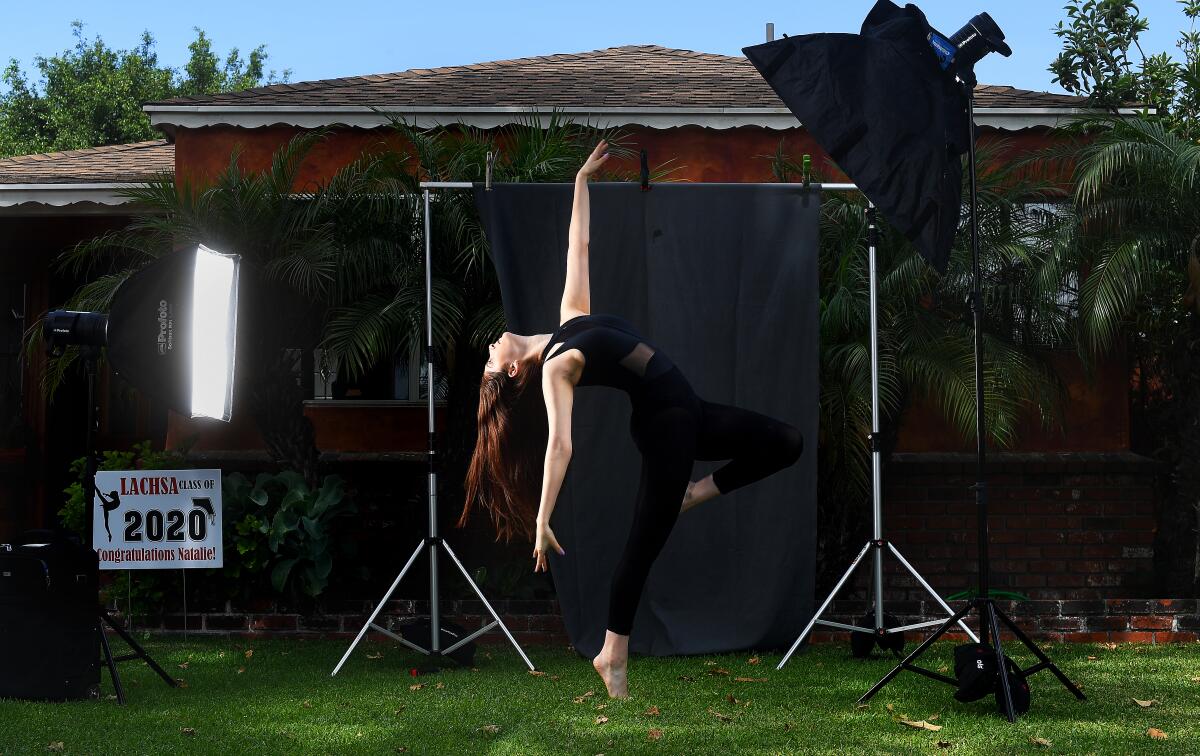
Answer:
[{"left": 92, "top": 469, "right": 223, "bottom": 569}]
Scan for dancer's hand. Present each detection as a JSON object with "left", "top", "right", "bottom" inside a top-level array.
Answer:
[
  {"left": 533, "top": 522, "right": 565, "bottom": 573},
  {"left": 578, "top": 140, "right": 610, "bottom": 178}
]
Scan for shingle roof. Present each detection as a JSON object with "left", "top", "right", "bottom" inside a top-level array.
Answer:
[
  {"left": 0, "top": 140, "right": 173, "bottom": 185},
  {"left": 146, "top": 45, "right": 1085, "bottom": 110}
]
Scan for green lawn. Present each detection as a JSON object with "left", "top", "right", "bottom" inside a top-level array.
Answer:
[{"left": 1, "top": 636, "right": 1197, "bottom": 755}]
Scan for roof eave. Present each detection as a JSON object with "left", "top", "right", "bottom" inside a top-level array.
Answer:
[
  {"left": 0, "top": 183, "right": 147, "bottom": 214},
  {"left": 144, "top": 104, "right": 1140, "bottom": 131}
]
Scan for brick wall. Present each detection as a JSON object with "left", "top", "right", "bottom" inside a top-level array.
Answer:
[
  {"left": 873, "top": 452, "right": 1161, "bottom": 602},
  {"left": 109, "top": 597, "right": 1199, "bottom": 646},
  {"left": 814, "top": 598, "right": 1198, "bottom": 645}
]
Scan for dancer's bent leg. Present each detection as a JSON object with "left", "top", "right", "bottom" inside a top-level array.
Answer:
[{"left": 685, "top": 400, "right": 803, "bottom": 510}]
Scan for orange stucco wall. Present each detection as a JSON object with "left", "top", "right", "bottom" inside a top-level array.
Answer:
[{"left": 169, "top": 123, "right": 1127, "bottom": 453}]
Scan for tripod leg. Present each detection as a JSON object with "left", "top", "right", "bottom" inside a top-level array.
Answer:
[
  {"left": 887, "top": 544, "right": 979, "bottom": 643},
  {"left": 993, "top": 604, "right": 1086, "bottom": 700},
  {"left": 986, "top": 602, "right": 1016, "bottom": 722},
  {"left": 442, "top": 542, "right": 536, "bottom": 671},
  {"left": 332, "top": 539, "right": 425, "bottom": 676},
  {"left": 777, "top": 541, "right": 872, "bottom": 670},
  {"left": 100, "top": 610, "right": 177, "bottom": 688},
  {"left": 98, "top": 621, "right": 125, "bottom": 705},
  {"left": 858, "top": 600, "right": 973, "bottom": 704}
]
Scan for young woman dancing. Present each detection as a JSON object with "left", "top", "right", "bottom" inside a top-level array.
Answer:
[{"left": 460, "top": 141, "right": 804, "bottom": 698}]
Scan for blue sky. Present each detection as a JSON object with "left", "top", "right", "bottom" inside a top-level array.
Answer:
[{"left": 0, "top": 0, "right": 1194, "bottom": 94}]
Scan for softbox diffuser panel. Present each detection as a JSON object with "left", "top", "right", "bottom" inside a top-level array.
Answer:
[
  {"left": 742, "top": 0, "right": 969, "bottom": 273},
  {"left": 475, "top": 183, "right": 819, "bottom": 657}
]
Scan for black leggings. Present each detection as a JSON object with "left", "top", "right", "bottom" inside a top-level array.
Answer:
[{"left": 609, "top": 366, "right": 803, "bottom": 635}]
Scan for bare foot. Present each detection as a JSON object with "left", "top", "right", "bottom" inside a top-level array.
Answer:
[{"left": 592, "top": 651, "right": 629, "bottom": 698}]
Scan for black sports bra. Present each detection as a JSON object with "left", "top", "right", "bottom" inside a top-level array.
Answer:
[{"left": 541, "top": 313, "right": 675, "bottom": 391}]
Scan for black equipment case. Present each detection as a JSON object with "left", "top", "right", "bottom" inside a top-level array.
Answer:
[{"left": 0, "top": 530, "right": 100, "bottom": 701}]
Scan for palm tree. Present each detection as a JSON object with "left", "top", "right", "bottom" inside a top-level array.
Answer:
[
  {"left": 770, "top": 141, "right": 1071, "bottom": 590},
  {"left": 1037, "top": 114, "right": 1200, "bottom": 596},
  {"left": 42, "top": 130, "right": 428, "bottom": 484}
]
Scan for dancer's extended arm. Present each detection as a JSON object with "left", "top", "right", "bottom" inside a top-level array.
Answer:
[
  {"left": 532, "top": 368, "right": 575, "bottom": 572},
  {"left": 558, "top": 141, "right": 609, "bottom": 324}
]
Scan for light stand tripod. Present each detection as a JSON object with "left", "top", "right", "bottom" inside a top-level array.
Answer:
[
  {"left": 333, "top": 186, "right": 535, "bottom": 675},
  {"left": 777, "top": 197, "right": 977, "bottom": 670},
  {"left": 857, "top": 84, "right": 1085, "bottom": 721},
  {"left": 77, "top": 346, "right": 177, "bottom": 704}
]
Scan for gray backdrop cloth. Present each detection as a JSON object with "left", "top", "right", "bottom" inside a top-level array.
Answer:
[{"left": 474, "top": 183, "right": 819, "bottom": 657}]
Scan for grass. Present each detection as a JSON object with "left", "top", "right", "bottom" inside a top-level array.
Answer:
[{"left": 0, "top": 636, "right": 1198, "bottom": 755}]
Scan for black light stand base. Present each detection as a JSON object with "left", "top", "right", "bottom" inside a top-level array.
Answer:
[
  {"left": 857, "top": 597, "right": 1085, "bottom": 721},
  {"left": 98, "top": 608, "right": 178, "bottom": 705}
]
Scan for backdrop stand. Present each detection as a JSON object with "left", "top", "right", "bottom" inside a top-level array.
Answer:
[
  {"left": 857, "top": 84, "right": 1085, "bottom": 721},
  {"left": 777, "top": 196, "right": 977, "bottom": 669},
  {"left": 333, "top": 184, "right": 536, "bottom": 676}
]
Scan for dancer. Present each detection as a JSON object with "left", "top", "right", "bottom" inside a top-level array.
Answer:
[
  {"left": 460, "top": 141, "right": 803, "bottom": 698},
  {"left": 95, "top": 486, "right": 121, "bottom": 543}
]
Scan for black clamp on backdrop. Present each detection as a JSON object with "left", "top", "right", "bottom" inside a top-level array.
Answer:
[{"left": 640, "top": 149, "right": 650, "bottom": 191}]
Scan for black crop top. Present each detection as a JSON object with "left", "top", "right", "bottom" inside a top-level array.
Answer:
[{"left": 541, "top": 313, "right": 675, "bottom": 391}]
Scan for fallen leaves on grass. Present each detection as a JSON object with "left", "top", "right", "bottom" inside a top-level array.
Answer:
[
  {"left": 748, "top": 656, "right": 760, "bottom": 665},
  {"left": 176, "top": 679, "right": 189, "bottom": 689},
  {"left": 435, "top": 682, "right": 445, "bottom": 690},
  {"left": 644, "top": 705, "right": 660, "bottom": 716},
  {"left": 900, "top": 719, "right": 943, "bottom": 733},
  {"left": 573, "top": 691, "right": 595, "bottom": 704},
  {"left": 181, "top": 727, "right": 196, "bottom": 737},
  {"left": 707, "top": 707, "right": 732, "bottom": 722},
  {"left": 886, "top": 703, "right": 895, "bottom": 713},
  {"left": 707, "top": 667, "right": 730, "bottom": 676},
  {"left": 595, "top": 715, "right": 609, "bottom": 725},
  {"left": 528, "top": 670, "right": 546, "bottom": 677},
  {"left": 237, "top": 667, "right": 245, "bottom": 674},
  {"left": 1030, "top": 737, "right": 1052, "bottom": 748},
  {"left": 47, "top": 743, "right": 64, "bottom": 752},
  {"left": 178, "top": 662, "right": 189, "bottom": 670},
  {"left": 245, "top": 649, "right": 255, "bottom": 659},
  {"left": 937, "top": 741, "right": 952, "bottom": 749},
  {"left": 301, "top": 700, "right": 312, "bottom": 709},
  {"left": 1100, "top": 642, "right": 1118, "bottom": 651},
  {"left": 595, "top": 703, "right": 608, "bottom": 711},
  {"left": 1147, "top": 728, "right": 1168, "bottom": 740},
  {"left": 734, "top": 676, "right": 768, "bottom": 683},
  {"left": 366, "top": 652, "right": 383, "bottom": 660},
  {"left": 648, "top": 728, "right": 664, "bottom": 741},
  {"left": 409, "top": 683, "right": 424, "bottom": 691},
  {"left": 479, "top": 724, "right": 501, "bottom": 735},
  {"left": 677, "top": 674, "right": 695, "bottom": 682},
  {"left": 1133, "top": 698, "right": 1156, "bottom": 708},
  {"left": 928, "top": 713, "right": 940, "bottom": 722}
]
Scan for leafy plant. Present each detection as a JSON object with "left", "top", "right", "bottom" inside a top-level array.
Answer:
[
  {"left": 1049, "top": 0, "right": 1200, "bottom": 135},
  {"left": 222, "top": 471, "right": 360, "bottom": 605}
]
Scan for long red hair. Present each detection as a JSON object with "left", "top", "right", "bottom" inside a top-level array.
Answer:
[{"left": 458, "top": 355, "right": 548, "bottom": 542}]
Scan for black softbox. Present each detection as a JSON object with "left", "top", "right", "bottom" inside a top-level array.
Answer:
[{"left": 743, "top": 0, "right": 972, "bottom": 273}]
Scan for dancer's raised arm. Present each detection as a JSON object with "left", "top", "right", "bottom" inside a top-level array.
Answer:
[{"left": 559, "top": 141, "right": 609, "bottom": 324}]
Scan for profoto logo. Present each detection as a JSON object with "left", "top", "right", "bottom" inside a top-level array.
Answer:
[{"left": 156, "top": 299, "right": 172, "bottom": 355}]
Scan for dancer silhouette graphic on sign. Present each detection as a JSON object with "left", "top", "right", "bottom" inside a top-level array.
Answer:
[{"left": 95, "top": 486, "right": 121, "bottom": 542}]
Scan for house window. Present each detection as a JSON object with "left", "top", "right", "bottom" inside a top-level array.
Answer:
[{"left": 312, "top": 347, "right": 447, "bottom": 401}]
